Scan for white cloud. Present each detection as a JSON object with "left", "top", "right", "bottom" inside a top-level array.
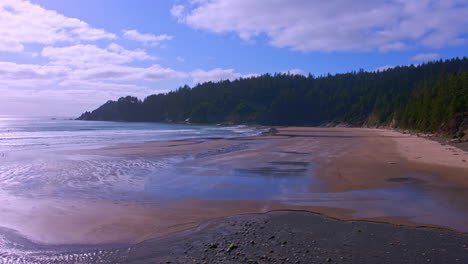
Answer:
[
  {"left": 374, "top": 65, "right": 395, "bottom": 72},
  {"left": 0, "top": 1, "right": 186, "bottom": 116},
  {"left": 58, "top": 80, "right": 146, "bottom": 91},
  {"left": 170, "top": 5, "right": 186, "bottom": 21},
  {"left": 0, "top": 61, "right": 70, "bottom": 81},
  {"left": 41, "top": 43, "right": 155, "bottom": 68},
  {"left": 281, "top": 69, "right": 306, "bottom": 76},
  {"left": 0, "top": 85, "right": 158, "bottom": 116},
  {"left": 191, "top": 68, "right": 256, "bottom": 83},
  {"left": 411, "top": 53, "right": 440, "bottom": 62},
  {"left": 176, "top": 56, "right": 185, "bottom": 62},
  {"left": 123, "top": 29, "right": 173, "bottom": 45},
  {"left": 142, "top": 65, "right": 187, "bottom": 80},
  {"left": 0, "top": 66, "right": 175, "bottom": 116},
  {"left": 72, "top": 64, "right": 187, "bottom": 81},
  {"left": 0, "top": 38, "right": 24, "bottom": 53},
  {"left": 172, "top": 0, "right": 468, "bottom": 52},
  {"left": 0, "top": 51, "right": 185, "bottom": 115},
  {"left": 0, "top": 0, "right": 115, "bottom": 53},
  {"left": 0, "top": 59, "right": 186, "bottom": 87},
  {"left": 378, "top": 42, "right": 409, "bottom": 52}
]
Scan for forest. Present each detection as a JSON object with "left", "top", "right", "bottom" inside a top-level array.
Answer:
[{"left": 78, "top": 57, "right": 468, "bottom": 136}]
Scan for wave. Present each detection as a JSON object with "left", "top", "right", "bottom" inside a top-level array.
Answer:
[{"left": 0, "top": 120, "right": 262, "bottom": 152}]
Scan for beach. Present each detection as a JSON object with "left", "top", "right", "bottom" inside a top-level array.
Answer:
[{"left": 0, "top": 126, "right": 467, "bottom": 263}]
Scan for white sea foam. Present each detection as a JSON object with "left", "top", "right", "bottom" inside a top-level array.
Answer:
[
  {"left": 0, "top": 117, "right": 261, "bottom": 152},
  {"left": 0, "top": 117, "right": 262, "bottom": 200}
]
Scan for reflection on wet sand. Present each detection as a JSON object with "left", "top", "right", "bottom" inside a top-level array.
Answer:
[{"left": 0, "top": 127, "right": 467, "bottom": 261}]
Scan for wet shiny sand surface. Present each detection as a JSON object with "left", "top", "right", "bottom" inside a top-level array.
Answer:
[{"left": 0, "top": 127, "right": 467, "bottom": 263}]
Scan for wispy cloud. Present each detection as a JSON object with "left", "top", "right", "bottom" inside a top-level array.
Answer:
[
  {"left": 0, "top": 85, "right": 163, "bottom": 116},
  {"left": 122, "top": 29, "right": 173, "bottom": 45},
  {"left": 71, "top": 64, "right": 187, "bottom": 81},
  {"left": 170, "top": 5, "right": 186, "bottom": 22},
  {"left": 411, "top": 53, "right": 440, "bottom": 62},
  {"left": 0, "top": 61, "right": 69, "bottom": 81},
  {"left": 374, "top": 65, "right": 395, "bottom": 72},
  {"left": 191, "top": 68, "right": 257, "bottom": 83},
  {"left": 42, "top": 43, "right": 156, "bottom": 68},
  {"left": 281, "top": 69, "right": 306, "bottom": 75}
]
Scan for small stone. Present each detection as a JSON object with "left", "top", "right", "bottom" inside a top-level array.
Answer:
[
  {"left": 227, "top": 244, "right": 237, "bottom": 252},
  {"left": 208, "top": 243, "right": 218, "bottom": 249}
]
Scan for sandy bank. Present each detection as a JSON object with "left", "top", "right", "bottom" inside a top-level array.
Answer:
[{"left": 378, "top": 129, "right": 468, "bottom": 169}]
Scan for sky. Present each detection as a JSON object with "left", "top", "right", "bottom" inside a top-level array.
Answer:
[{"left": 0, "top": 0, "right": 467, "bottom": 116}]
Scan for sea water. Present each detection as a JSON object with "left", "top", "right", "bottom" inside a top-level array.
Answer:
[
  {"left": 0, "top": 115, "right": 265, "bottom": 200},
  {"left": 0, "top": 115, "right": 258, "bottom": 152}
]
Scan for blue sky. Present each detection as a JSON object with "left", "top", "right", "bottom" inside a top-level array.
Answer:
[{"left": 0, "top": 0, "right": 467, "bottom": 116}]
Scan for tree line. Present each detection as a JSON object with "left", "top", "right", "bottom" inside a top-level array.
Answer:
[{"left": 78, "top": 57, "right": 467, "bottom": 136}]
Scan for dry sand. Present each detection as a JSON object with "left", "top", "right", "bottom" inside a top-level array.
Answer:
[
  {"left": 379, "top": 129, "right": 468, "bottom": 168},
  {"left": 277, "top": 127, "right": 468, "bottom": 190}
]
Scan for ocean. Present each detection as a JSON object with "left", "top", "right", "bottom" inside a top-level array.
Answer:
[
  {"left": 0, "top": 115, "right": 259, "bottom": 152},
  {"left": 0, "top": 115, "right": 265, "bottom": 201}
]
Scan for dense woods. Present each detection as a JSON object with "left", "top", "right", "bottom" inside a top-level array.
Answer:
[{"left": 78, "top": 57, "right": 468, "bottom": 136}]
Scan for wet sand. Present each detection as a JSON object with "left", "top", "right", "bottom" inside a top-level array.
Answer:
[
  {"left": 120, "top": 211, "right": 468, "bottom": 264},
  {"left": 2, "top": 211, "right": 467, "bottom": 263},
  {"left": 1, "top": 127, "right": 467, "bottom": 263}
]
